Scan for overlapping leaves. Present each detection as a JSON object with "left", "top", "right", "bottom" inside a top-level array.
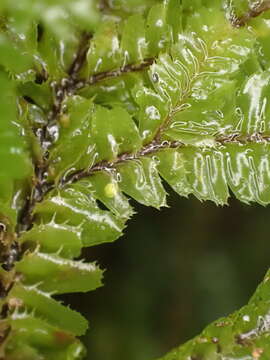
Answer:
[
  {"left": 158, "top": 268, "right": 270, "bottom": 360},
  {"left": 1, "top": 0, "right": 270, "bottom": 359}
]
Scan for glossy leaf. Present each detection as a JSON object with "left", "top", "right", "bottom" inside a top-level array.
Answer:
[
  {"left": 146, "top": 4, "right": 170, "bottom": 56},
  {"left": 121, "top": 14, "right": 147, "bottom": 64},
  {"left": 7, "top": 284, "right": 88, "bottom": 335},
  {"left": 16, "top": 251, "right": 103, "bottom": 294},
  {"left": 79, "top": 73, "right": 142, "bottom": 112},
  {"left": 86, "top": 1, "right": 182, "bottom": 78},
  {"left": 20, "top": 222, "right": 83, "bottom": 259},
  {"left": 158, "top": 269, "right": 270, "bottom": 360},
  {"left": 91, "top": 106, "right": 142, "bottom": 162},
  {"left": 86, "top": 172, "right": 134, "bottom": 219},
  {"left": 133, "top": 84, "right": 169, "bottom": 143},
  {"left": 5, "top": 313, "right": 86, "bottom": 360},
  {"left": 0, "top": 72, "right": 31, "bottom": 181},
  {"left": 2, "top": 0, "right": 270, "bottom": 359},
  {"left": 49, "top": 96, "right": 95, "bottom": 181},
  {"left": 87, "top": 20, "right": 122, "bottom": 75},
  {"left": 34, "top": 184, "right": 125, "bottom": 247},
  {"left": 0, "top": 0, "right": 100, "bottom": 40},
  {"left": 117, "top": 157, "right": 167, "bottom": 208}
]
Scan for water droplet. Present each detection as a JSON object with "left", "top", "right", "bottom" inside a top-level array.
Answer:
[
  {"left": 142, "top": 130, "right": 151, "bottom": 140},
  {"left": 47, "top": 124, "right": 60, "bottom": 142},
  {"left": 243, "top": 315, "right": 250, "bottom": 322},
  {"left": 62, "top": 104, "right": 67, "bottom": 113},
  {"left": 161, "top": 140, "right": 169, "bottom": 147},
  {"left": 156, "top": 19, "right": 163, "bottom": 27},
  {"left": 61, "top": 78, "right": 69, "bottom": 88},
  {"left": 50, "top": 81, "right": 57, "bottom": 89},
  {"left": 18, "top": 33, "right": 26, "bottom": 40},
  {"left": 0, "top": 223, "right": 6, "bottom": 232},
  {"left": 152, "top": 73, "right": 159, "bottom": 83},
  {"left": 145, "top": 106, "right": 161, "bottom": 120},
  {"left": 152, "top": 156, "right": 160, "bottom": 164},
  {"left": 116, "top": 173, "right": 122, "bottom": 182},
  {"left": 56, "top": 90, "right": 64, "bottom": 99}
]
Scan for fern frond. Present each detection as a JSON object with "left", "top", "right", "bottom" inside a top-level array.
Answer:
[
  {"left": 1, "top": 0, "right": 270, "bottom": 359},
  {"left": 158, "top": 268, "right": 270, "bottom": 360}
]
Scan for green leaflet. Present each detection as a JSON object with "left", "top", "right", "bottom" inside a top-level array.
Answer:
[
  {"left": 86, "top": 0, "right": 181, "bottom": 77},
  {"left": 0, "top": 72, "right": 31, "bottom": 181},
  {"left": 251, "top": 16, "right": 270, "bottom": 69},
  {"left": 19, "top": 81, "right": 53, "bottom": 111},
  {"left": 0, "top": 70, "right": 31, "bottom": 227},
  {"left": 37, "top": 27, "right": 79, "bottom": 80},
  {"left": 86, "top": 172, "right": 134, "bottom": 219},
  {"left": 91, "top": 106, "right": 142, "bottom": 162},
  {"left": 146, "top": 4, "right": 171, "bottom": 56},
  {"left": 34, "top": 184, "right": 125, "bottom": 247},
  {"left": 5, "top": 313, "right": 86, "bottom": 360},
  {"left": 16, "top": 251, "right": 103, "bottom": 294},
  {"left": 157, "top": 143, "right": 270, "bottom": 206},
  {"left": 49, "top": 96, "right": 95, "bottom": 181},
  {"left": 0, "top": 0, "right": 100, "bottom": 40},
  {"left": 165, "top": 0, "right": 182, "bottom": 43},
  {"left": 20, "top": 222, "right": 83, "bottom": 259},
  {"left": 117, "top": 157, "right": 167, "bottom": 208},
  {"left": 121, "top": 14, "right": 147, "bottom": 64},
  {"left": 79, "top": 73, "right": 142, "bottom": 111},
  {"left": 2, "top": 0, "right": 270, "bottom": 359},
  {"left": 0, "top": 33, "right": 33, "bottom": 76},
  {"left": 157, "top": 269, "right": 270, "bottom": 360},
  {"left": 7, "top": 285, "right": 88, "bottom": 335},
  {"left": 133, "top": 84, "right": 169, "bottom": 143},
  {"left": 235, "top": 71, "right": 270, "bottom": 134},
  {"left": 86, "top": 20, "right": 122, "bottom": 76}
]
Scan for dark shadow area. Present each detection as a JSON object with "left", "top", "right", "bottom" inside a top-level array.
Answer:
[{"left": 61, "top": 189, "right": 270, "bottom": 360}]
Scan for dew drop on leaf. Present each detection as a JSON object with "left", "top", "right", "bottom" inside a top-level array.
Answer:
[{"left": 152, "top": 73, "right": 159, "bottom": 83}]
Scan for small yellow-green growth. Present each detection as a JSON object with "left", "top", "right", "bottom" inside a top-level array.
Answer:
[{"left": 104, "top": 183, "right": 118, "bottom": 198}]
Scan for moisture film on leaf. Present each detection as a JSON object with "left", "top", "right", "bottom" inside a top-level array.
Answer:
[{"left": 1, "top": 0, "right": 270, "bottom": 359}]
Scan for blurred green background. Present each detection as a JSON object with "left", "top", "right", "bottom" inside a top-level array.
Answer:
[{"left": 62, "top": 189, "right": 269, "bottom": 360}]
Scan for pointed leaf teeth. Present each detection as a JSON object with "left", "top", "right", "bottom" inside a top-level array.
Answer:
[
  {"left": 158, "top": 266, "right": 270, "bottom": 359},
  {"left": 157, "top": 142, "right": 270, "bottom": 206},
  {"left": 20, "top": 223, "right": 83, "bottom": 259},
  {"left": 116, "top": 157, "right": 167, "bottom": 209},
  {"left": 16, "top": 251, "right": 103, "bottom": 294},
  {"left": 8, "top": 284, "right": 88, "bottom": 336},
  {"left": 34, "top": 185, "right": 125, "bottom": 247},
  {"left": 6, "top": 312, "right": 86, "bottom": 359}
]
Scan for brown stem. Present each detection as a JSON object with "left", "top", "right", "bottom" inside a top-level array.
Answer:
[
  {"left": 68, "top": 32, "right": 92, "bottom": 77},
  {"left": 17, "top": 55, "right": 154, "bottom": 236},
  {"left": 74, "top": 58, "right": 155, "bottom": 90},
  {"left": 231, "top": 0, "right": 270, "bottom": 27},
  {"left": 0, "top": 30, "right": 95, "bottom": 347},
  {"left": 17, "top": 31, "right": 92, "bottom": 238},
  {"left": 61, "top": 140, "right": 183, "bottom": 185},
  {"left": 61, "top": 131, "right": 270, "bottom": 186}
]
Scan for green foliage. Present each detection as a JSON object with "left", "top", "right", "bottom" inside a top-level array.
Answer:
[
  {"left": 1, "top": 0, "right": 270, "bottom": 359},
  {"left": 158, "top": 268, "right": 270, "bottom": 360}
]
